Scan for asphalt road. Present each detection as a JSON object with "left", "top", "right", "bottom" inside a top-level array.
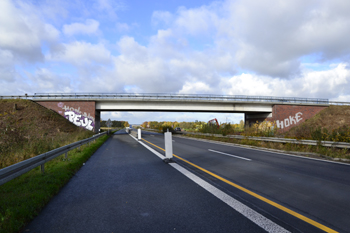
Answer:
[
  {"left": 24, "top": 130, "right": 268, "bottom": 233},
  {"left": 140, "top": 130, "right": 350, "bottom": 233}
]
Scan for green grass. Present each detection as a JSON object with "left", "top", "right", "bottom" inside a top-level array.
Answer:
[{"left": 0, "top": 133, "right": 111, "bottom": 233}]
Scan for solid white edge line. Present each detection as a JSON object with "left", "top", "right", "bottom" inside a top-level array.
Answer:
[
  {"left": 179, "top": 136, "right": 350, "bottom": 166},
  {"left": 129, "top": 134, "right": 165, "bottom": 160},
  {"left": 209, "top": 149, "right": 251, "bottom": 161},
  {"left": 130, "top": 134, "right": 289, "bottom": 233},
  {"left": 170, "top": 163, "right": 289, "bottom": 233}
]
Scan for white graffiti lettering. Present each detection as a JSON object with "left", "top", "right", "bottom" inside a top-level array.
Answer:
[
  {"left": 74, "top": 114, "right": 82, "bottom": 126},
  {"left": 60, "top": 104, "right": 94, "bottom": 122},
  {"left": 64, "top": 111, "right": 94, "bottom": 131},
  {"left": 64, "top": 111, "right": 75, "bottom": 122},
  {"left": 295, "top": 112, "right": 302, "bottom": 122},
  {"left": 276, "top": 112, "right": 303, "bottom": 129}
]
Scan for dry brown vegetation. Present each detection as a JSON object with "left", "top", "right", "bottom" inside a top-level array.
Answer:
[
  {"left": 0, "top": 99, "right": 93, "bottom": 169},
  {"left": 283, "top": 105, "right": 350, "bottom": 141}
]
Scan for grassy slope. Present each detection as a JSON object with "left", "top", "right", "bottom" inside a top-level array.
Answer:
[
  {"left": 284, "top": 105, "right": 350, "bottom": 140},
  {"left": 0, "top": 134, "right": 110, "bottom": 233},
  {"left": 0, "top": 99, "right": 94, "bottom": 168},
  {"left": 0, "top": 99, "right": 117, "bottom": 232}
]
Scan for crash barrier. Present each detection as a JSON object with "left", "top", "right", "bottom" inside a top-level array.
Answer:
[
  {"left": 0, "top": 132, "right": 107, "bottom": 186},
  {"left": 182, "top": 132, "right": 350, "bottom": 149}
]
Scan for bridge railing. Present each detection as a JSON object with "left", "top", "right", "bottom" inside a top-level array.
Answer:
[
  {"left": 28, "top": 93, "right": 331, "bottom": 105},
  {"left": 0, "top": 132, "right": 107, "bottom": 186},
  {"left": 1, "top": 93, "right": 349, "bottom": 105}
]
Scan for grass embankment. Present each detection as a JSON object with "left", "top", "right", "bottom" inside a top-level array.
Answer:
[
  {"left": 0, "top": 133, "right": 111, "bottom": 233},
  {"left": 284, "top": 105, "right": 350, "bottom": 142},
  {"left": 0, "top": 99, "right": 95, "bottom": 169}
]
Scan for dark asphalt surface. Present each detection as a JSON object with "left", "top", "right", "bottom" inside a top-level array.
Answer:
[
  {"left": 141, "top": 131, "right": 350, "bottom": 233},
  {"left": 24, "top": 130, "right": 266, "bottom": 233}
]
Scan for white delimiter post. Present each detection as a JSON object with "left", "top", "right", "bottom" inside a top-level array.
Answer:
[
  {"left": 138, "top": 128, "right": 141, "bottom": 140},
  {"left": 164, "top": 131, "right": 173, "bottom": 162}
]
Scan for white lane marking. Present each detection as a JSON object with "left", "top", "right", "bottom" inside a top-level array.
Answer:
[
  {"left": 131, "top": 134, "right": 289, "bottom": 233},
  {"left": 170, "top": 163, "right": 289, "bottom": 233},
  {"left": 129, "top": 134, "right": 165, "bottom": 160},
  {"left": 209, "top": 149, "right": 251, "bottom": 161},
  {"left": 179, "top": 136, "right": 350, "bottom": 166}
]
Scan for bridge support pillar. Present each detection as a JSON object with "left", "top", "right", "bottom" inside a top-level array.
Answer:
[
  {"left": 95, "top": 110, "right": 101, "bottom": 134},
  {"left": 244, "top": 113, "right": 272, "bottom": 126}
]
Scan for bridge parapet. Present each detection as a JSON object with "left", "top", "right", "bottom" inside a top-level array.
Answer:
[{"left": 30, "top": 93, "right": 330, "bottom": 105}]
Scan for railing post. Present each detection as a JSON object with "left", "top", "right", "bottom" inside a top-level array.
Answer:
[
  {"left": 65, "top": 152, "right": 68, "bottom": 159},
  {"left": 41, "top": 164, "right": 45, "bottom": 173}
]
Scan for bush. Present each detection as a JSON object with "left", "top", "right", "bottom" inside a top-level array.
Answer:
[{"left": 162, "top": 126, "right": 174, "bottom": 133}]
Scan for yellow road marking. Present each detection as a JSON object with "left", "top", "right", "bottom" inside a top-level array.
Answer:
[{"left": 141, "top": 138, "right": 338, "bottom": 233}]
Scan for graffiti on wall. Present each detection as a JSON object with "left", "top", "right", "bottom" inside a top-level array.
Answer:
[
  {"left": 57, "top": 102, "right": 95, "bottom": 131},
  {"left": 64, "top": 111, "right": 94, "bottom": 130},
  {"left": 276, "top": 112, "right": 303, "bottom": 129}
]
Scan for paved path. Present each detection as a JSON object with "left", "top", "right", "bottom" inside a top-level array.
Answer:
[{"left": 25, "top": 130, "right": 266, "bottom": 233}]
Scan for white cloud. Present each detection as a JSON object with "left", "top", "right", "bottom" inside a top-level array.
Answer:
[
  {"left": 49, "top": 41, "right": 111, "bottom": 66},
  {"left": 63, "top": 19, "right": 99, "bottom": 36},
  {"left": 0, "top": 0, "right": 60, "bottom": 63},
  {"left": 179, "top": 81, "right": 211, "bottom": 94},
  {"left": 27, "top": 68, "right": 72, "bottom": 92},
  {"left": 152, "top": 11, "right": 173, "bottom": 26},
  {"left": 220, "top": 63, "right": 350, "bottom": 99}
]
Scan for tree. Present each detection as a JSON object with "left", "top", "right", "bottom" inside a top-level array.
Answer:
[{"left": 239, "top": 120, "right": 244, "bottom": 129}]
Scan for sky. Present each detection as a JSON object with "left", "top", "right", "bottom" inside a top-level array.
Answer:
[{"left": 1, "top": 0, "right": 350, "bottom": 124}]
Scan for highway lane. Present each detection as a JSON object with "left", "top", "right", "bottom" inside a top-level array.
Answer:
[
  {"left": 24, "top": 130, "right": 268, "bottom": 233},
  {"left": 140, "top": 131, "right": 350, "bottom": 233}
]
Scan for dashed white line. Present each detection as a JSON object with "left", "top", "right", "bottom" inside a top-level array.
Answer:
[{"left": 208, "top": 149, "right": 251, "bottom": 161}]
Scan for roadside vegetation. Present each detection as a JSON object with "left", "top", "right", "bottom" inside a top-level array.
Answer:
[
  {"left": 142, "top": 106, "right": 350, "bottom": 142},
  {"left": 142, "top": 105, "right": 350, "bottom": 160},
  {"left": 0, "top": 99, "right": 122, "bottom": 232},
  {"left": 0, "top": 99, "right": 94, "bottom": 169},
  {"left": 0, "top": 133, "right": 112, "bottom": 233},
  {"left": 284, "top": 105, "right": 350, "bottom": 142}
]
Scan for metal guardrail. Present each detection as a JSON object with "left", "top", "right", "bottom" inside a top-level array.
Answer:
[
  {"left": 0, "top": 93, "right": 333, "bottom": 105},
  {"left": 0, "top": 132, "right": 107, "bottom": 186},
  {"left": 183, "top": 132, "right": 350, "bottom": 149}
]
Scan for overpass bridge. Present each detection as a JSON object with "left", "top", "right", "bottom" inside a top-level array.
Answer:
[{"left": 0, "top": 93, "right": 336, "bottom": 133}]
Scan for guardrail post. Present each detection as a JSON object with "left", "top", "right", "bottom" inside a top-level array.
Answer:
[
  {"left": 65, "top": 152, "right": 68, "bottom": 159},
  {"left": 164, "top": 131, "right": 173, "bottom": 163},
  {"left": 138, "top": 128, "right": 141, "bottom": 140},
  {"left": 41, "top": 164, "right": 45, "bottom": 173}
]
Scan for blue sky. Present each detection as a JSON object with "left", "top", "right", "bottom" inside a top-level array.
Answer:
[{"left": 1, "top": 0, "right": 350, "bottom": 124}]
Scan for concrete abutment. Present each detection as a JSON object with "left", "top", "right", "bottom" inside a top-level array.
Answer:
[{"left": 244, "top": 105, "right": 328, "bottom": 132}]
